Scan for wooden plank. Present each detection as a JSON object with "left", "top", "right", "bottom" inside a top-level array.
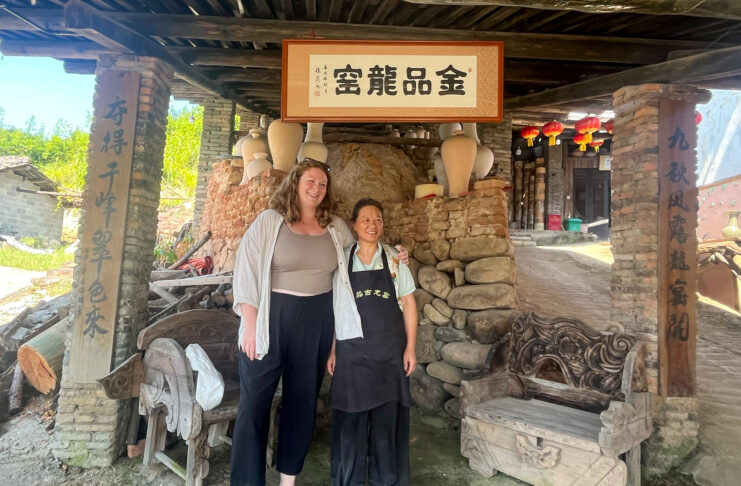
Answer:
[
  {"left": 401, "top": 0, "right": 741, "bottom": 21},
  {"left": 658, "top": 98, "right": 698, "bottom": 397},
  {"left": 67, "top": 69, "right": 139, "bottom": 383},
  {"left": 154, "top": 451, "right": 187, "bottom": 480},
  {"left": 506, "top": 45, "right": 741, "bottom": 110},
  {"left": 151, "top": 274, "right": 233, "bottom": 288}
]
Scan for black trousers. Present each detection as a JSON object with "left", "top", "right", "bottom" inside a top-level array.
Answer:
[
  {"left": 330, "top": 401, "right": 410, "bottom": 486},
  {"left": 230, "top": 291, "right": 334, "bottom": 486}
]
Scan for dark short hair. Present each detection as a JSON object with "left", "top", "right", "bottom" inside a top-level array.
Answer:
[{"left": 351, "top": 198, "right": 384, "bottom": 223}]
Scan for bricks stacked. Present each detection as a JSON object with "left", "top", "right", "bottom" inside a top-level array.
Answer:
[
  {"left": 53, "top": 57, "right": 174, "bottom": 467},
  {"left": 193, "top": 97, "right": 236, "bottom": 234}
]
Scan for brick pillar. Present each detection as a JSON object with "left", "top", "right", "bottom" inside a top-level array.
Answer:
[
  {"left": 237, "top": 108, "right": 261, "bottom": 131},
  {"left": 193, "top": 97, "right": 236, "bottom": 234},
  {"left": 545, "top": 143, "right": 563, "bottom": 227},
  {"left": 480, "top": 111, "right": 513, "bottom": 221},
  {"left": 610, "top": 84, "right": 711, "bottom": 476},
  {"left": 53, "top": 57, "right": 173, "bottom": 466}
]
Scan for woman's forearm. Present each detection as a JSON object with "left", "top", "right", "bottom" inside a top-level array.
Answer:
[{"left": 401, "top": 294, "right": 417, "bottom": 348}]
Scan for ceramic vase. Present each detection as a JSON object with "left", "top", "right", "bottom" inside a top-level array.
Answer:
[
  {"left": 462, "top": 123, "right": 495, "bottom": 179},
  {"left": 233, "top": 135, "right": 247, "bottom": 156},
  {"left": 439, "top": 122, "right": 462, "bottom": 141},
  {"left": 440, "top": 130, "right": 477, "bottom": 197},
  {"left": 242, "top": 152, "right": 272, "bottom": 184},
  {"left": 297, "top": 122, "right": 328, "bottom": 163},
  {"left": 722, "top": 210, "right": 741, "bottom": 238},
  {"left": 433, "top": 154, "right": 449, "bottom": 195},
  {"left": 268, "top": 120, "right": 303, "bottom": 173},
  {"left": 241, "top": 131, "right": 268, "bottom": 165}
]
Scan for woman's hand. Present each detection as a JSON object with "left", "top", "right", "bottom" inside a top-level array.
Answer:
[
  {"left": 239, "top": 304, "right": 258, "bottom": 360},
  {"left": 395, "top": 245, "right": 409, "bottom": 265},
  {"left": 403, "top": 346, "right": 417, "bottom": 377},
  {"left": 326, "top": 337, "right": 337, "bottom": 376}
]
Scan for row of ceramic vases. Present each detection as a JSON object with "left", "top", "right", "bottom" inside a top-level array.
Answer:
[{"left": 236, "top": 121, "right": 495, "bottom": 198}]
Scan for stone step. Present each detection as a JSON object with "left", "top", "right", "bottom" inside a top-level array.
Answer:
[{"left": 512, "top": 240, "right": 537, "bottom": 247}]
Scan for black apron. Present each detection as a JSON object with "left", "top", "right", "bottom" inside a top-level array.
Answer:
[{"left": 331, "top": 244, "right": 412, "bottom": 413}]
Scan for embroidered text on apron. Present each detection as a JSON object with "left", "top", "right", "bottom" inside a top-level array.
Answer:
[{"left": 331, "top": 244, "right": 412, "bottom": 413}]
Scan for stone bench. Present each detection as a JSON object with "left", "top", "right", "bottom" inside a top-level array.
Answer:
[
  {"left": 460, "top": 312, "right": 651, "bottom": 486},
  {"left": 100, "top": 309, "right": 280, "bottom": 486}
]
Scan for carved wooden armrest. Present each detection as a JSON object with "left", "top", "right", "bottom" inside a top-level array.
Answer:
[
  {"left": 598, "top": 342, "right": 652, "bottom": 456},
  {"left": 460, "top": 374, "right": 509, "bottom": 417},
  {"left": 138, "top": 337, "right": 203, "bottom": 440}
]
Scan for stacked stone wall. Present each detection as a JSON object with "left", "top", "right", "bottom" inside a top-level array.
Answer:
[
  {"left": 53, "top": 57, "right": 173, "bottom": 466},
  {"left": 0, "top": 171, "right": 64, "bottom": 242}
]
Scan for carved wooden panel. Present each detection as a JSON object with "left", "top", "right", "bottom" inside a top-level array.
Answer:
[
  {"left": 509, "top": 312, "right": 635, "bottom": 398},
  {"left": 98, "top": 352, "right": 142, "bottom": 400},
  {"left": 137, "top": 309, "right": 239, "bottom": 350}
]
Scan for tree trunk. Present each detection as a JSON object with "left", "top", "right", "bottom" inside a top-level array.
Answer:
[{"left": 17, "top": 317, "right": 68, "bottom": 394}]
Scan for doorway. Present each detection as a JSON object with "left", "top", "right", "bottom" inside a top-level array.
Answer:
[{"left": 573, "top": 168, "right": 610, "bottom": 224}]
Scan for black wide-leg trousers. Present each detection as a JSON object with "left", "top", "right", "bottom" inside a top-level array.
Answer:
[
  {"left": 230, "top": 291, "right": 334, "bottom": 486},
  {"left": 330, "top": 401, "right": 410, "bottom": 486}
]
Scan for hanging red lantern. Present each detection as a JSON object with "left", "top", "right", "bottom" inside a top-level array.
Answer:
[
  {"left": 604, "top": 119, "right": 614, "bottom": 134},
  {"left": 573, "top": 133, "right": 588, "bottom": 151},
  {"left": 575, "top": 116, "right": 601, "bottom": 143},
  {"left": 589, "top": 140, "right": 604, "bottom": 152},
  {"left": 520, "top": 126, "right": 539, "bottom": 147},
  {"left": 695, "top": 111, "right": 702, "bottom": 125},
  {"left": 542, "top": 121, "right": 564, "bottom": 146}
]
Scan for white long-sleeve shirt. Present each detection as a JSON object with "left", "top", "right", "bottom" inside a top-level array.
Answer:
[{"left": 232, "top": 209, "right": 363, "bottom": 359}]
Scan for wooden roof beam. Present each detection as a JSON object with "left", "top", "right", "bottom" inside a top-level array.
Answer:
[
  {"left": 61, "top": 1, "right": 276, "bottom": 117},
  {"left": 401, "top": 0, "right": 741, "bottom": 22},
  {"left": 2, "top": 8, "right": 729, "bottom": 64},
  {"left": 505, "top": 45, "right": 740, "bottom": 110}
]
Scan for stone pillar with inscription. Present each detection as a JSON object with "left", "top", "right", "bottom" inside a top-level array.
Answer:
[
  {"left": 610, "top": 84, "right": 711, "bottom": 476},
  {"left": 193, "top": 97, "right": 237, "bottom": 235},
  {"left": 53, "top": 57, "right": 173, "bottom": 467},
  {"left": 545, "top": 143, "right": 563, "bottom": 225}
]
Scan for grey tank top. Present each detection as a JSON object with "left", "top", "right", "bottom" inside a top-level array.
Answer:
[{"left": 270, "top": 223, "right": 337, "bottom": 295}]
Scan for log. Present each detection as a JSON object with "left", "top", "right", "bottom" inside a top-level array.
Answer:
[
  {"left": 17, "top": 317, "right": 69, "bottom": 394},
  {"left": 0, "top": 308, "right": 31, "bottom": 348},
  {"left": 9, "top": 364, "right": 24, "bottom": 415},
  {"left": 167, "top": 231, "right": 212, "bottom": 270}
]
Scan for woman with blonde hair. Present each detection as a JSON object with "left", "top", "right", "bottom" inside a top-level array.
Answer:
[{"left": 230, "top": 158, "right": 406, "bottom": 486}]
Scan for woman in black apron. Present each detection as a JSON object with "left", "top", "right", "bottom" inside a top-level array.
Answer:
[{"left": 327, "top": 198, "right": 418, "bottom": 486}]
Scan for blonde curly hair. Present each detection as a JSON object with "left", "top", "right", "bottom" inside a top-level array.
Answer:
[{"left": 269, "top": 158, "right": 336, "bottom": 227}]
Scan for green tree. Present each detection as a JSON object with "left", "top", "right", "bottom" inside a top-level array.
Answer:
[{"left": 162, "top": 105, "right": 203, "bottom": 197}]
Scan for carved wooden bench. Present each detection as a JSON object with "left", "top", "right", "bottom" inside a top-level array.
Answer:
[
  {"left": 100, "top": 309, "right": 280, "bottom": 486},
  {"left": 460, "top": 312, "right": 651, "bottom": 486}
]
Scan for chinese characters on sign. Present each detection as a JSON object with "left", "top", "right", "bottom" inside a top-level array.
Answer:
[
  {"left": 283, "top": 40, "right": 502, "bottom": 122},
  {"left": 69, "top": 70, "right": 140, "bottom": 383},
  {"left": 658, "top": 100, "right": 698, "bottom": 396},
  {"left": 308, "top": 56, "right": 477, "bottom": 108}
]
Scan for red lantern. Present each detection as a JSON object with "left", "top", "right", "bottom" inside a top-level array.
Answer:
[
  {"left": 520, "top": 126, "right": 539, "bottom": 147},
  {"left": 589, "top": 140, "right": 604, "bottom": 152},
  {"left": 695, "top": 111, "right": 702, "bottom": 125},
  {"left": 542, "top": 121, "right": 564, "bottom": 146},
  {"left": 573, "top": 133, "right": 588, "bottom": 151},
  {"left": 604, "top": 119, "right": 614, "bottom": 134},
  {"left": 575, "top": 116, "right": 601, "bottom": 143}
]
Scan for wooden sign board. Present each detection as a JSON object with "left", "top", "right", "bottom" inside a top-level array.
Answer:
[
  {"left": 68, "top": 70, "right": 140, "bottom": 383},
  {"left": 658, "top": 99, "right": 698, "bottom": 397},
  {"left": 281, "top": 40, "right": 503, "bottom": 122}
]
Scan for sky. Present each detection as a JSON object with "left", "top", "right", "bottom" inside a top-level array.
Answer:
[{"left": 0, "top": 55, "right": 738, "bottom": 185}]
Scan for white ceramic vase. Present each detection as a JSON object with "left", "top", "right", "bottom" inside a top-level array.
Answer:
[
  {"left": 433, "top": 154, "right": 449, "bottom": 195},
  {"left": 268, "top": 120, "right": 304, "bottom": 173},
  {"left": 242, "top": 152, "right": 272, "bottom": 184},
  {"left": 241, "top": 131, "right": 268, "bottom": 165},
  {"left": 297, "top": 122, "right": 328, "bottom": 163},
  {"left": 440, "top": 130, "right": 477, "bottom": 197},
  {"left": 462, "top": 123, "right": 494, "bottom": 179},
  {"left": 439, "top": 122, "right": 462, "bottom": 141}
]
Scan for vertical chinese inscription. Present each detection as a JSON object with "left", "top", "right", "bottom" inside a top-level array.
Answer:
[
  {"left": 68, "top": 70, "right": 140, "bottom": 383},
  {"left": 658, "top": 100, "right": 698, "bottom": 397}
]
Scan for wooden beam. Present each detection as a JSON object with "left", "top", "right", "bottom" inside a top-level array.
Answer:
[
  {"left": 3, "top": 8, "right": 728, "bottom": 64},
  {"left": 401, "top": 0, "right": 741, "bottom": 21},
  {"left": 63, "top": 59, "right": 96, "bottom": 74},
  {"left": 505, "top": 45, "right": 740, "bottom": 110},
  {"left": 61, "top": 1, "right": 276, "bottom": 117}
]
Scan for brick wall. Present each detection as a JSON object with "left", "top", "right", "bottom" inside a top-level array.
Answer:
[
  {"left": 53, "top": 57, "right": 173, "bottom": 467},
  {"left": 193, "top": 97, "right": 236, "bottom": 234},
  {"left": 545, "top": 143, "right": 564, "bottom": 218},
  {"left": 0, "top": 172, "right": 64, "bottom": 242},
  {"left": 478, "top": 112, "right": 513, "bottom": 183}
]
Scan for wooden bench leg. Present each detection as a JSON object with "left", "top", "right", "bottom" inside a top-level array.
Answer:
[
  {"left": 186, "top": 429, "right": 210, "bottom": 486},
  {"left": 626, "top": 443, "right": 641, "bottom": 486},
  {"left": 207, "top": 422, "right": 230, "bottom": 448},
  {"left": 143, "top": 408, "right": 166, "bottom": 467}
]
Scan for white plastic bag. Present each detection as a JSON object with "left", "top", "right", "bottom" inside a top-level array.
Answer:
[{"left": 185, "top": 343, "right": 224, "bottom": 411}]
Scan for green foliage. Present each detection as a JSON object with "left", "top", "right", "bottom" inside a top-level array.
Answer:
[
  {"left": 0, "top": 244, "right": 74, "bottom": 271},
  {"left": 162, "top": 105, "right": 203, "bottom": 197},
  {"left": 0, "top": 103, "right": 204, "bottom": 198}
]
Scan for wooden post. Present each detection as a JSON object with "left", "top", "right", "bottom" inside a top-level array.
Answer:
[{"left": 535, "top": 158, "right": 546, "bottom": 230}]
